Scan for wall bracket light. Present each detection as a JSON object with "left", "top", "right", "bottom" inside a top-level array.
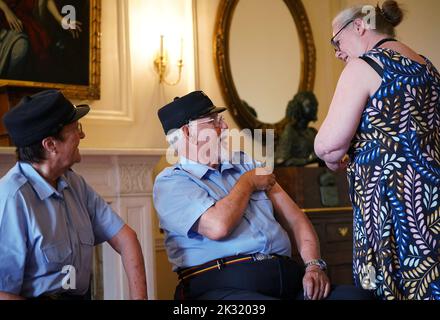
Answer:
[{"left": 153, "top": 35, "right": 183, "bottom": 86}]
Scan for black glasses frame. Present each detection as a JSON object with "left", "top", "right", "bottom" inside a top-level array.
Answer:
[{"left": 330, "top": 19, "right": 354, "bottom": 51}]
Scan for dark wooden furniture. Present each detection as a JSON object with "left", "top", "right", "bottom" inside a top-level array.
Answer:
[{"left": 274, "top": 166, "right": 354, "bottom": 285}]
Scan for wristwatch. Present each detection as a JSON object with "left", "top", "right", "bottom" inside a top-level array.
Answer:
[{"left": 304, "top": 258, "right": 327, "bottom": 271}]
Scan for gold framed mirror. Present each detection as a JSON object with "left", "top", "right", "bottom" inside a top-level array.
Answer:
[{"left": 214, "top": 0, "right": 316, "bottom": 136}]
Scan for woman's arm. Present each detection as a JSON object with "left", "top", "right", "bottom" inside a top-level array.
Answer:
[
  {"left": 314, "top": 58, "right": 380, "bottom": 168},
  {"left": 0, "top": 0, "right": 23, "bottom": 32},
  {"left": 46, "top": 0, "right": 63, "bottom": 24}
]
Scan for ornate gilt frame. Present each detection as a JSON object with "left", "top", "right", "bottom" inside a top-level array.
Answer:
[
  {"left": 0, "top": 0, "right": 101, "bottom": 100},
  {"left": 214, "top": 0, "right": 316, "bottom": 136}
]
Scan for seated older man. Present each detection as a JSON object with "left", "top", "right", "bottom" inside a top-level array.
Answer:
[
  {"left": 0, "top": 90, "right": 147, "bottom": 300},
  {"left": 153, "top": 91, "right": 374, "bottom": 300}
]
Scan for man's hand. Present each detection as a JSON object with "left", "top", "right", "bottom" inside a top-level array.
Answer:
[
  {"left": 302, "top": 266, "right": 331, "bottom": 300},
  {"left": 243, "top": 169, "right": 276, "bottom": 192},
  {"left": 196, "top": 168, "right": 275, "bottom": 240}
]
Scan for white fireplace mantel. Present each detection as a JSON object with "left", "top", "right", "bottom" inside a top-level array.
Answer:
[{"left": 0, "top": 147, "right": 166, "bottom": 300}]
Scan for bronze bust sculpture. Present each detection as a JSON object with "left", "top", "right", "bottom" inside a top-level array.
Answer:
[{"left": 275, "top": 91, "right": 321, "bottom": 167}]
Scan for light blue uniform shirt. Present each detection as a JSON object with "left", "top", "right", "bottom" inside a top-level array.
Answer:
[
  {"left": 153, "top": 153, "right": 291, "bottom": 271},
  {"left": 0, "top": 162, "right": 124, "bottom": 298}
]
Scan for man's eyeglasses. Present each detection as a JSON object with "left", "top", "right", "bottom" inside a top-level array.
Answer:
[
  {"left": 53, "top": 122, "right": 83, "bottom": 136},
  {"left": 330, "top": 19, "right": 354, "bottom": 52},
  {"left": 188, "top": 114, "right": 224, "bottom": 128}
]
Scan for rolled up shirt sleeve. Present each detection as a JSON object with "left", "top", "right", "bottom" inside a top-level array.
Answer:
[
  {"left": 235, "top": 151, "right": 260, "bottom": 172},
  {"left": 80, "top": 177, "right": 125, "bottom": 245},
  {"left": 153, "top": 173, "right": 215, "bottom": 237},
  {"left": 0, "top": 194, "right": 28, "bottom": 295}
]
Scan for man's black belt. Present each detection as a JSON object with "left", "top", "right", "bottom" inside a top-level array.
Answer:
[{"left": 177, "top": 253, "right": 285, "bottom": 281}]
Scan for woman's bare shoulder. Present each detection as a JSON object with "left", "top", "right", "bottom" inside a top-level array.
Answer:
[{"left": 383, "top": 42, "right": 426, "bottom": 65}]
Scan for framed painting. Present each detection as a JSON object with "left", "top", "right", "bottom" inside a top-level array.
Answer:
[{"left": 0, "top": 0, "right": 101, "bottom": 99}]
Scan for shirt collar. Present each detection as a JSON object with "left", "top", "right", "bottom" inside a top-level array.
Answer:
[
  {"left": 179, "top": 157, "right": 212, "bottom": 179},
  {"left": 178, "top": 157, "right": 236, "bottom": 178},
  {"left": 18, "top": 162, "right": 69, "bottom": 200},
  {"left": 219, "top": 160, "right": 234, "bottom": 173}
]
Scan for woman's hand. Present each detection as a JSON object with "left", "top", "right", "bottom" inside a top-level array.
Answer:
[
  {"left": 326, "top": 155, "right": 349, "bottom": 172},
  {"left": 2, "top": 6, "right": 23, "bottom": 32},
  {"left": 46, "top": 0, "right": 82, "bottom": 38},
  {"left": 65, "top": 20, "right": 82, "bottom": 39}
]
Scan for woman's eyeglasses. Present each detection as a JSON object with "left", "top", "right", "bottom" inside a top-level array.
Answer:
[{"left": 330, "top": 20, "right": 354, "bottom": 52}]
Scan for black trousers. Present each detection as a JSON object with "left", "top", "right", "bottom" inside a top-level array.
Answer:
[
  {"left": 31, "top": 288, "right": 92, "bottom": 300},
  {"left": 175, "top": 257, "right": 374, "bottom": 300}
]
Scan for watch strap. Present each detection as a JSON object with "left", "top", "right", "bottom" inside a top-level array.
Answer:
[{"left": 304, "top": 258, "right": 327, "bottom": 270}]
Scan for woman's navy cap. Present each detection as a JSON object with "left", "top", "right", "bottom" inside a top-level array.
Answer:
[
  {"left": 2, "top": 90, "right": 90, "bottom": 147},
  {"left": 158, "top": 91, "right": 226, "bottom": 134}
]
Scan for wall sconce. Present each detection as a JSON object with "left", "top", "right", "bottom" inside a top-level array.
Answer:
[{"left": 153, "top": 35, "right": 184, "bottom": 86}]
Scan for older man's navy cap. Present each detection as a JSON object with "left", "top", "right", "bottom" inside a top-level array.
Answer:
[
  {"left": 2, "top": 90, "right": 90, "bottom": 147},
  {"left": 158, "top": 91, "right": 226, "bottom": 134}
]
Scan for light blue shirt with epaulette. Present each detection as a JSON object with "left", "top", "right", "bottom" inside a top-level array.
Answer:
[
  {"left": 153, "top": 153, "right": 291, "bottom": 271},
  {"left": 0, "top": 162, "right": 124, "bottom": 298}
]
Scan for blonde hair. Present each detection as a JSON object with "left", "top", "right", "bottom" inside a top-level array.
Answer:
[{"left": 333, "top": 1, "right": 404, "bottom": 38}]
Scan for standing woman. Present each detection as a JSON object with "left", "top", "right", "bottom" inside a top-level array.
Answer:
[{"left": 315, "top": 1, "right": 440, "bottom": 300}]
